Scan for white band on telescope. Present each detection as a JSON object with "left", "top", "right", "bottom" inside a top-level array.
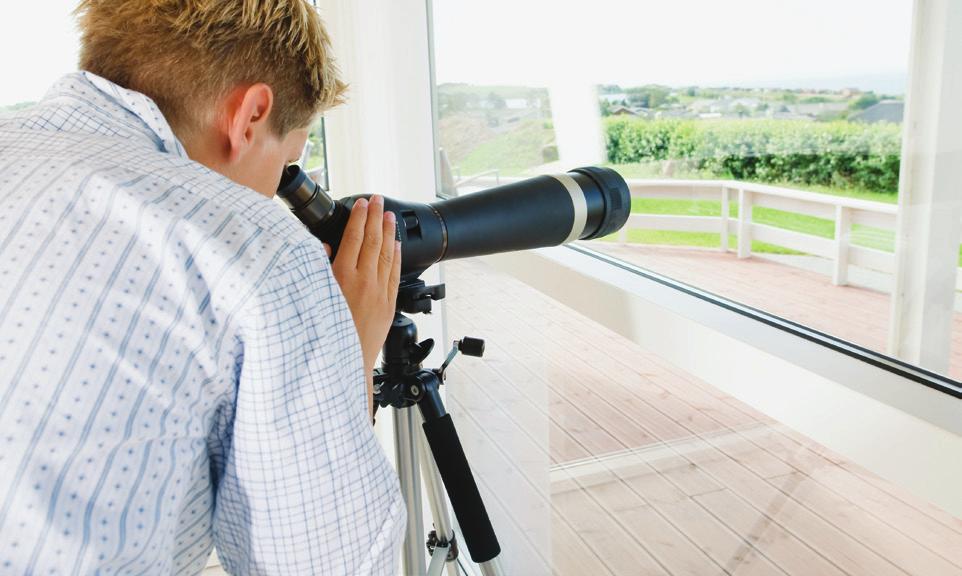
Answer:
[{"left": 550, "top": 173, "right": 588, "bottom": 244}]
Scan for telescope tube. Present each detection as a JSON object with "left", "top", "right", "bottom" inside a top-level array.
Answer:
[{"left": 277, "top": 165, "right": 630, "bottom": 279}]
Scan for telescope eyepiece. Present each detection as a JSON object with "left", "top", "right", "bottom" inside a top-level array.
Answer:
[{"left": 277, "top": 165, "right": 338, "bottom": 231}]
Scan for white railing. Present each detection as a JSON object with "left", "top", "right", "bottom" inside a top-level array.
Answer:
[
  {"left": 461, "top": 176, "right": 951, "bottom": 290},
  {"left": 462, "top": 178, "right": 904, "bottom": 290},
  {"left": 619, "top": 179, "right": 903, "bottom": 288}
]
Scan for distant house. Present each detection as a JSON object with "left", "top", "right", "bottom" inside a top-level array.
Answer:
[
  {"left": 793, "top": 102, "right": 848, "bottom": 116},
  {"left": 850, "top": 101, "right": 904, "bottom": 124},
  {"left": 609, "top": 105, "right": 654, "bottom": 118},
  {"left": 609, "top": 105, "right": 635, "bottom": 116},
  {"left": 769, "top": 111, "right": 816, "bottom": 121},
  {"left": 729, "top": 97, "right": 761, "bottom": 110},
  {"left": 656, "top": 109, "right": 696, "bottom": 119},
  {"left": 689, "top": 99, "right": 717, "bottom": 113}
]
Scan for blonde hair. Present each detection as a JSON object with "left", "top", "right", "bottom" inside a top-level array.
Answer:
[{"left": 75, "top": 0, "right": 346, "bottom": 135}]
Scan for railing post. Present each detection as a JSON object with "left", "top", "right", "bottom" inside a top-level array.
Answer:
[
  {"left": 833, "top": 205, "right": 852, "bottom": 286},
  {"left": 618, "top": 220, "right": 629, "bottom": 245},
  {"left": 720, "top": 186, "right": 730, "bottom": 252},
  {"left": 737, "top": 188, "right": 753, "bottom": 259}
]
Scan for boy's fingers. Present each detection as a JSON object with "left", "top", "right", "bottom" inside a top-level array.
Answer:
[
  {"left": 338, "top": 198, "right": 368, "bottom": 266},
  {"left": 377, "top": 211, "right": 396, "bottom": 283},
  {"left": 388, "top": 241, "right": 401, "bottom": 302},
  {"left": 358, "top": 195, "right": 384, "bottom": 272}
]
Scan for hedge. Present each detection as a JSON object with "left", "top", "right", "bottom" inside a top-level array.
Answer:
[{"left": 604, "top": 118, "right": 902, "bottom": 194}]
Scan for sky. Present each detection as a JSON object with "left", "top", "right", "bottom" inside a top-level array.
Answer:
[
  {"left": 432, "top": 0, "right": 913, "bottom": 93},
  {"left": 0, "top": 0, "right": 913, "bottom": 106}
]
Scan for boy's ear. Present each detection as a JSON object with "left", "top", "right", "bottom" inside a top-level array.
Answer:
[{"left": 224, "top": 83, "right": 274, "bottom": 163}]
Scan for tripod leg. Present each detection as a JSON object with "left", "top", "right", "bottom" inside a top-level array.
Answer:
[
  {"left": 416, "top": 378, "right": 501, "bottom": 572},
  {"left": 395, "top": 406, "right": 426, "bottom": 574},
  {"left": 417, "top": 427, "right": 461, "bottom": 576}
]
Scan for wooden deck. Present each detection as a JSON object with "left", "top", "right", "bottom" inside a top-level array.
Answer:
[
  {"left": 443, "top": 257, "right": 962, "bottom": 576},
  {"left": 586, "top": 243, "right": 962, "bottom": 381}
]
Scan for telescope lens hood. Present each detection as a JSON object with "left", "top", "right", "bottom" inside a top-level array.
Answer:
[{"left": 571, "top": 166, "right": 631, "bottom": 240}]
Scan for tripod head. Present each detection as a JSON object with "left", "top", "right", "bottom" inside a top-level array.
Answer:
[
  {"left": 374, "top": 279, "right": 483, "bottom": 412},
  {"left": 396, "top": 278, "right": 445, "bottom": 315}
]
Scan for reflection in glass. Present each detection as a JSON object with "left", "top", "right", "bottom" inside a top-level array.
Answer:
[{"left": 444, "top": 258, "right": 962, "bottom": 575}]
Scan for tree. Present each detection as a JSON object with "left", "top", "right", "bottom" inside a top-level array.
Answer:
[
  {"left": 599, "top": 99, "right": 612, "bottom": 117},
  {"left": 487, "top": 92, "right": 506, "bottom": 109},
  {"left": 849, "top": 92, "right": 880, "bottom": 111},
  {"left": 625, "top": 85, "right": 671, "bottom": 109}
]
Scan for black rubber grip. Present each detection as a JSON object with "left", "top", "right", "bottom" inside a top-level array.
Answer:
[{"left": 421, "top": 415, "right": 501, "bottom": 563}]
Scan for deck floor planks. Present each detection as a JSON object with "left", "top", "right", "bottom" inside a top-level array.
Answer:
[
  {"left": 692, "top": 413, "right": 962, "bottom": 568},
  {"left": 749, "top": 425, "right": 962, "bottom": 566},
  {"left": 442, "top": 258, "right": 962, "bottom": 575},
  {"left": 768, "top": 471, "right": 962, "bottom": 575},
  {"left": 455, "top": 285, "right": 805, "bottom": 488},
  {"left": 585, "top": 469, "right": 784, "bottom": 575},
  {"left": 552, "top": 483, "right": 672, "bottom": 576},
  {"left": 680, "top": 442, "right": 915, "bottom": 576},
  {"left": 550, "top": 510, "right": 618, "bottom": 576},
  {"left": 444, "top": 392, "right": 556, "bottom": 574},
  {"left": 588, "top": 242, "right": 962, "bottom": 380},
  {"left": 694, "top": 489, "right": 848, "bottom": 576},
  {"left": 448, "top": 308, "right": 626, "bottom": 460},
  {"left": 579, "top": 478, "right": 728, "bottom": 576},
  {"left": 451, "top": 302, "right": 729, "bottom": 445},
  {"left": 558, "top": 460, "right": 788, "bottom": 576},
  {"left": 454, "top": 281, "right": 759, "bottom": 441}
]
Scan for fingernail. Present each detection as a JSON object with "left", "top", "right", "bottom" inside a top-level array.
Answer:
[
  {"left": 385, "top": 211, "right": 396, "bottom": 224},
  {"left": 371, "top": 195, "right": 384, "bottom": 206},
  {"left": 355, "top": 198, "right": 368, "bottom": 210}
]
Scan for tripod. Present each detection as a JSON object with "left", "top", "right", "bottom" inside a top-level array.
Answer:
[{"left": 374, "top": 279, "right": 504, "bottom": 576}]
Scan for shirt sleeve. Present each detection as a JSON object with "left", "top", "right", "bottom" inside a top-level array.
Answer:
[{"left": 209, "top": 240, "right": 405, "bottom": 575}]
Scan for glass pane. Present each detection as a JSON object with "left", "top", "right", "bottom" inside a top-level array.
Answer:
[
  {"left": 431, "top": 0, "right": 962, "bottom": 383},
  {"left": 444, "top": 257, "right": 962, "bottom": 575},
  {"left": 302, "top": 116, "right": 330, "bottom": 190},
  {"left": 433, "top": 1, "right": 962, "bottom": 575},
  {"left": 0, "top": 3, "right": 78, "bottom": 110}
]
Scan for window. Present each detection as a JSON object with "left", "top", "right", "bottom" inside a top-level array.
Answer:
[
  {"left": 301, "top": 117, "right": 330, "bottom": 191},
  {"left": 432, "top": 1, "right": 962, "bottom": 574},
  {"left": 0, "top": 3, "right": 79, "bottom": 111},
  {"left": 432, "top": 0, "right": 962, "bottom": 384}
]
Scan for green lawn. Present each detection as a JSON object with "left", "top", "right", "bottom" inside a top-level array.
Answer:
[
  {"left": 630, "top": 197, "right": 893, "bottom": 247},
  {"left": 612, "top": 196, "right": 962, "bottom": 265},
  {"left": 455, "top": 120, "right": 554, "bottom": 176},
  {"left": 600, "top": 229, "right": 804, "bottom": 255},
  {"left": 601, "top": 162, "right": 903, "bottom": 258}
]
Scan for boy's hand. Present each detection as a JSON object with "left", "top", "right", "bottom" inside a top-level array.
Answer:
[{"left": 325, "top": 195, "right": 401, "bottom": 409}]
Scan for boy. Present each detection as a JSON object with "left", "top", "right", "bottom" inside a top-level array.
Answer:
[{"left": 0, "top": 1, "right": 404, "bottom": 573}]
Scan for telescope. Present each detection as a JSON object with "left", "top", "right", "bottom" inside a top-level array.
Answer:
[
  {"left": 276, "top": 164, "right": 630, "bottom": 576},
  {"left": 277, "top": 165, "right": 630, "bottom": 280}
]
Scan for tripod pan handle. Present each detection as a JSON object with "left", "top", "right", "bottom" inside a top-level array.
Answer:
[{"left": 421, "top": 414, "right": 501, "bottom": 563}]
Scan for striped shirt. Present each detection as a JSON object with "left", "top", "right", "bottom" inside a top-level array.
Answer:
[{"left": 0, "top": 72, "right": 404, "bottom": 575}]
